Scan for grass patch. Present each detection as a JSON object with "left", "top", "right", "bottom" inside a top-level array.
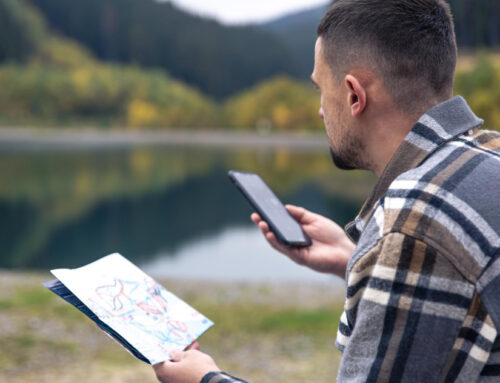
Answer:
[
  {"left": 256, "top": 309, "right": 341, "bottom": 334},
  {"left": 15, "top": 287, "right": 55, "bottom": 308},
  {"left": 197, "top": 303, "right": 343, "bottom": 340},
  {"left": 12, "top": 333, "right": 38, "bottom": 348},
  {"left": 0, "top": 273, "right": 345, "bottom": 383},
  {"left": 0, "top": 286, "right": 56, "bottom": 312},
  {"left": 1, "top": 285, "right": 83, "bottom": 321},
  {"left": 94, "top": 345, "right": 140, "bottom": 366},
  {"left": 52, "top": 302, "right": 89, "bottom": 320},
  {"left": 0, "top": 333, "right": 77, "bottom": 369},
  {"left": 0, "top": 299, "right": 14, "bottom": 309}
]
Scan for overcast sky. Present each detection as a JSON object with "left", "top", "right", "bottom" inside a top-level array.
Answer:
[{"left": 169, "top": 0, "right": 330, "bottom": 25}]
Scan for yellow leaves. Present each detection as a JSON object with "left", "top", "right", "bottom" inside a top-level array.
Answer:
[
  {"left": 74, "top": 171, "right": 92, "bottom": 197},
  {"left": 130, "top": 149, "right": 153, "bottom": 180},
  {"left": 72, "top": 69, "right": 91, "bottom": 94},
  {"left": 0, "top": 60, "right": 218, "bottom": 128},
  {"left": 274, "top": 149, "right": 292, "bottom": 170},
  {"left": 272, "top": 104, "right": 292, "bottom": 131},
  {"left": 455, "top": 54, "right": 500, "bottom": 131},
  {"left": 469, "top": 91, "right": 491, "bottom": 120},
  {"left": 127, "top": 99, "right": 160, "bottom": 128},
  {"left": 35, "top": 37, "right": 95, "bottom": 69},
  {"left": 223, "top": 76, "right": 322, "bottom": 132}
]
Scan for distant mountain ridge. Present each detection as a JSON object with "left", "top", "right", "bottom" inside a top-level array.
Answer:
[
  {"left": 11, "top": 0, "right": 500, "bottom": 101},
  {"left": 27, "top": 0, "right": 298, "bottom": 100},
  {"left": 262, "top": 4, "right": 328, "bottom": 78},
  {"left": 263, "top": 5, "right": 328, "bottom": 33}
]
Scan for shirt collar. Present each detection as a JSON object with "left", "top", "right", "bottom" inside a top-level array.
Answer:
[{"left": 345, "top": 96, "right": 484, "bottom": 243}]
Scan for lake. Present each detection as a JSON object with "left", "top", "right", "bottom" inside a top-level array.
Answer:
[{"left": 0, "top": 131, "right": 376, "bottom": 284}]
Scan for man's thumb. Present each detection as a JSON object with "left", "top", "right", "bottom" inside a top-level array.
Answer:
[{"left": 169, "top": 349, "right": 184, "bottom": 362}]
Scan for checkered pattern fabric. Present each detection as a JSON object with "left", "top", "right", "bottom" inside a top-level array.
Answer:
[
  {"left": 201, "top": 372, "right": 249, "bottom": 383},
  {"left": 200, "top": 96, "right": 500, "bottom": 383},
  {"left": 338, "top": 96, "right": 500, "bottom": 382}
]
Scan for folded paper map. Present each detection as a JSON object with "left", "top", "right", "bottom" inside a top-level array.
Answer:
[{"left": 43, "top": 253, "right": 213, "bottom": 365}]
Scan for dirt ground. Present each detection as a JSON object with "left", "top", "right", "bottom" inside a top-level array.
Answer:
[{"left": 0, "top": 270, "right": 345, "bottom": 383}]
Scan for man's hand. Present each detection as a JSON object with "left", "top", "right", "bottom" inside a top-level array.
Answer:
[
  {"left": 153, "top": 342, "right": 220, "bottom": 383},
  {"left": 251, "top": 205, "right": 355, "bottom": 279}
]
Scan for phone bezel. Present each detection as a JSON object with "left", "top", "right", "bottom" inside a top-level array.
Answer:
[{"left": 228, "top": 170, "right": 312, "bottom": 247}]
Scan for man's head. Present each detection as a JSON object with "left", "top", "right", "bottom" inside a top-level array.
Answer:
[{"left": 312, "top": 0, "right": 457, "bottom": 172}]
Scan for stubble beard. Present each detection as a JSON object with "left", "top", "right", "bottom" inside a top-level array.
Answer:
[{"left": 329, "top": 125, "right": 369, "bottom": 171}]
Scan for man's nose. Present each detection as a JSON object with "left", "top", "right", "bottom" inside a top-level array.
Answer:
[{"left": 319, "top": 107, "right": 325, "bottom": 120}]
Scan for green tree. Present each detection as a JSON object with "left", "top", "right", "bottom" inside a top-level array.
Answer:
[
  {"left": 29, "top": 0, "right": 297, "bottom": 99},
  {"left": 0, "top": 0, "right": 46, "bottom": 62},
  {"left": 455, "top": 54, "right": 500, "bottom": 131},
  {"left": 224, "top": 77, "right": 322, "bottom": 132}
]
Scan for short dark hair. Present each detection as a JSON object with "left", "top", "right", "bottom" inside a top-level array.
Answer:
[{"left": 317, "top": 0, "right": 457, "bottom": 114}]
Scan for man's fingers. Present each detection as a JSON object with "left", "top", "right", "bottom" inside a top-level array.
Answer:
[
  {"left": 285, "top": 204, "right": 312, "bottom": 223},
  {"left": 250, "top": 212, "right": 261, "bottom": 223},
  {"left": 153, "top": 361, "right": 173, "bottom": 378},
  {"left": 260, "top": 221, "right": 299, "bottom": 252},
  {"left": 251, "top": 213, "right": 272, "bottom": 238},
  {"left": 265, "top": 231, "right": 291, "bottom": 253},
  {"left": 169, "top": 349, "right": 184, "bottom": 362},
  {"left": 253, "top": 215, "right": 282, "bottom": 249},
  {"left": 258, "top": 221, "right": 270, "bottom": 232},
  {"left": 265, "top": 230, "right": 277, "bottom": 243},
  {"left": 251, "top": 210, "right": 310, "bottom": 265},
  {"left": 186, "top": 341, "right": 200, "bottom": 351},
  {"left": 254, "top": 206, "right": 312, "bottom": 226},
  {"left": 153, "top": 362, "right": 167, "bottom": 372},
  {"left": 252, "top": 207, "right": 312, "bottom": 258},
  {"left": 266, "top": 232, "right": 285, "bottom": 252}
]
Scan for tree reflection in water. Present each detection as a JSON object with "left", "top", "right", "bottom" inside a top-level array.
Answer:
[{"left": 1, "top": 145, "right": 374, "bottom": 273}]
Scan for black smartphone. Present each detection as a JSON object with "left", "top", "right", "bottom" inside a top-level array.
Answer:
[{"left": 228, "top": 170, "right": 312, "bottom": 247}]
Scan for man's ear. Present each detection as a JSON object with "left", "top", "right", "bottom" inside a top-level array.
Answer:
[{"left": 345, "top": 74, "right": 366, "bottom": 117}]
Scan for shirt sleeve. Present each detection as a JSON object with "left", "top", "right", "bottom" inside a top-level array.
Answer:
[
  {"left": 337, "top": 232, "right": 477, "bottom": 382},
  {"left": 200, "top": 371, "right": 250, "bottom": 383}
]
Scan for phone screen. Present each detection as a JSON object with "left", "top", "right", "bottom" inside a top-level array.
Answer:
[{"left": 229, "top": 171, "right": 311, "bottom": 247}]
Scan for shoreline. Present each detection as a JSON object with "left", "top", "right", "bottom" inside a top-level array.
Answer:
[
  {"left": 0, "top": 269, "right": 346, "bottom": 307},
  {"left": 0, "top": 127, "right": 328, "bottom": 151}
]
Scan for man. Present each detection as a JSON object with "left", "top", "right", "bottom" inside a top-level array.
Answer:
[{"left": 153, "top": 0, "right": 500, "bottom": 381}]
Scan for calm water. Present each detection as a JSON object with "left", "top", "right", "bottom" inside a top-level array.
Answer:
[{"left": 1, "top": 142, "right": 375, "bottom": 283}]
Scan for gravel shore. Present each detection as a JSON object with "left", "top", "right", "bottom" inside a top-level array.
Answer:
[
  {"left": 0, "top": 270, "right": 345, "bottom": 383},
  {"left": 0, "top": 128, "right": 328, "bottom": 151}
]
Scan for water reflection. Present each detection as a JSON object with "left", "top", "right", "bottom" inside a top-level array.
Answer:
[
  {"left": 2, "top": 144, "right": 375, "bottom": 280},
  {"left": 142, "top": 226, "right": 342, "bottom": 284}
]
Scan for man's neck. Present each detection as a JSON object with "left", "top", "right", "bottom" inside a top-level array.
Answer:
[
  {"left": 359, "top": 89, "right": 450, "bottom": 177},
  {"left": 373, "top": 122, "right": 414, "bottom": 176},
  {"left": 369, "top": 108, "right": 428, "bottom": 177}
]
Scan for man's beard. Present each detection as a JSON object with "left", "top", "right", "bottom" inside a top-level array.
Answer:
[
  {"left": 330, "top": 147, "right": 357, "bottom": 170},
  {"left": 329, "top": 130, "right": 368, "bottom": 171}
]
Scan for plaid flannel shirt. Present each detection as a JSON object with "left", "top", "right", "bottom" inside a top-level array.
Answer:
[
  {"left": 200, "top": 96, "right": 500, "bottom": 383},
  {"left": 337, "top": 96, "right": 500, "bottom": 382},
  {"left": 201, "top": 372, "right": 249, "bottom": 383}
]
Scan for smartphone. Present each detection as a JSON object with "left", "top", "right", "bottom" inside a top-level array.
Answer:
[{"left": 228, "top": 170, "right": 312, "bottom": 247}]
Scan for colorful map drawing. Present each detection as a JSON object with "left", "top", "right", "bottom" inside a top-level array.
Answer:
[
  {"left": 51, "top": 253, "right": 213, "bottom": 364},
  {"left": 89, "top": 276, "right": 196, "bottom": 347}
]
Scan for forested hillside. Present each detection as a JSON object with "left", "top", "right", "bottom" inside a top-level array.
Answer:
[
  {"left": 0, "top": 0, "right": 499, "bottom": 131},
  {"left": 20, "top": 0, "right": 500, "bottom": 91},
  {"left": 0, "top": 0, "right": 323, "bottom": 131},
  {"left": 0, "top": 0, "right": 46, "bottom": 62},
  {"left": 0, "top": 0, "right": 219, "bottom": 128},
  {"left": 27, "top": 0, "right": 297, "bottom": 99},
  {"left": 451, "top": 0, "right": 500, "bottom": 47},
  {"left": 262, "top": 5, "right": 328, "bottom": 79}
]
